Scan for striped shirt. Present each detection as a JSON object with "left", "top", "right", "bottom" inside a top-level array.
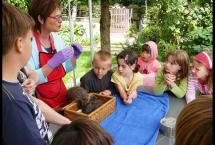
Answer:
[{"left": 186, "top": 73, "right": 212, "bottom": 103}]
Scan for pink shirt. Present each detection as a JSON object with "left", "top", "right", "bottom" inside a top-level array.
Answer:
[
  {"left": 138, "top": 58, "right": 161, "bottom": 74},
  {"left": 138, "top": 58, "right": 161, "bottom": 89}
]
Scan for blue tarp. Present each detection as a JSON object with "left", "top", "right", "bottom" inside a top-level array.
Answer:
[{"left": 101, "top": 91, "right": 169, "bottom": 145}]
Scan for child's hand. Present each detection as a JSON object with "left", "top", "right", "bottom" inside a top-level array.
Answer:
[
  {"left": 21, "top": 78, "right": 36, "bottom": 95},
  {"left": 165, "top": 73, "right": 176, "bottom": 87},
  {"left": 99, "top": 90, "right": 112, "bottom": 96},
  {"left": 127, "top": 90, "right": 137, "bottom": 99},
  {"left": 123, "top": 97, "right": 132, "bottom": 104}
]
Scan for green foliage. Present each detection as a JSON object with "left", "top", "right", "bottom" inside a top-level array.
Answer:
[
  {"left": 136, "top": 25, "right": 161, "bottom": 46},
  {"left": 184, "top": 26, "right": 212, "bottom": 55},
  {"left": 132, "top": 0, "right": 212, "bottom": 61},
  {"left": 63, "top": 51, "right": 92, "bottom": 84},
  {"left": 6, "top": 0, "right": 31, "bottom": 12},
  {"left": 58, "top": 22, "right": 100, "bottom": 46}
]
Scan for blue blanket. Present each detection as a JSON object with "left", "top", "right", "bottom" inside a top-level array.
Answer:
[{"left": 101, "top": 91, "right": 169, "bottom": 145}]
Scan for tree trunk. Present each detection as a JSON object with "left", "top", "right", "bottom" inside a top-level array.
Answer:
[{"left": 100, "top": 0, "right": 111, "bottom": 52}]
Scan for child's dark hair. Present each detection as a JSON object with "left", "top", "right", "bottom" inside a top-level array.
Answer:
[
  {"left": 166, "top": 50, "right": 189, "bottom": 81},
  {"left": 141, "top": 44, "right": 151, "bottom": 54},
  {"left": 51, "top": 118, "right": 114, "bottom": 145},
  {"left": 117, "top": 49, "right": 139, "bottom": 73}
]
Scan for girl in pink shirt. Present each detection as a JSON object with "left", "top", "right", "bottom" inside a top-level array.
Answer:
[
  {"left": 137, "top": 41, "right": 161, "bottom": 91},
  {"left": 186, "top": 51, "right": 213, "bottom": 103}
]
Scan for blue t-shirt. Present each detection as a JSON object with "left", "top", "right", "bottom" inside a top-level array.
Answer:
[{"left": 2, "top": 80, "right": 52, "bottom": 145}]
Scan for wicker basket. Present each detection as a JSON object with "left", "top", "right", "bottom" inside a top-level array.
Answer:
[{"left": 63, "top": 93, "right": 116, "bottom": 122}]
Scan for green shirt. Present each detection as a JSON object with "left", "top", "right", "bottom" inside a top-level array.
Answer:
[{"left": 153, "top": 68, "right": 188, "bottom": 98}]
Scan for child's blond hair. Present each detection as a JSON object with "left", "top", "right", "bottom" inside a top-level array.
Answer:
[{"left": 93, "top": 50, "right": 112, "bottom": 65}]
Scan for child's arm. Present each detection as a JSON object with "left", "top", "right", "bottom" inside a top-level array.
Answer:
[
  {"left": 32, "top": 97, "right": 71, "bottom": 125},
  {"left": 153, "top": 69, "right": 167, "bottom": 95},
  {"left": 115, "top": 84, "right": 129, "bottom": 102},
  {"left": 128, "top": 72, "right": 143, "bottom": 99},
  {"left": 185, "top": 74, "right": 197, "bottom": 103},
  {"left": 168, "top": 77, "right": 188, "bottom": 98},
  {"left": 127, "top": 90, "right": 137, "bottom": 100}
]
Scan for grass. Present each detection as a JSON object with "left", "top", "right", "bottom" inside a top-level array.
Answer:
[{"left": 63, "top": 51, "right": 92, "bottom": 87}]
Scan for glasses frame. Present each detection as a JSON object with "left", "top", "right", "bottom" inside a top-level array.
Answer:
[{"left": 48, "top": 15, "right": 62, "bottom": 22}]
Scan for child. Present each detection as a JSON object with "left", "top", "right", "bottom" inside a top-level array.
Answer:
[
  {"left": 138, "top": 41, "right": 161, "bottom": 91},
  {"left": 111, "top": 49, "right": 143, "bottom": 104},
  {"left": 186, "top": 51, "right": 213, "bottom": 103},
  {"left": 67, "top": 87, "right": 103, "bottom": 114},
  {"left": 2, "top": 2, "right": 52, "bottom": 144},
  {"left": 153, "top": 50, "right": 189, "bottom": 98},
  {"left": 175, "top": 97, "right": 212, "bottom": 145},
  {"left": 51, "top": 118, "right": 114, "bottom": 145},
  {"left": 80, "top": 50, "right": 115, "bottom": 96}
]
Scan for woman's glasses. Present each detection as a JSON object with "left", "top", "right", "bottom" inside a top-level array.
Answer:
[{"left": 48, "top": 15, "right": 62, "bottom": 22}]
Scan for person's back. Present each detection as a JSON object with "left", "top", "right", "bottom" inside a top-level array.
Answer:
[
  {"left": 175, "top": 97, "right": 212, "bottom": 145},
  {"left": 80, "top": 50, "right": 115, "bottom": 96},
  {"left": 51, "top": 118, "right": 114, "bottom": 145},
  {"left": 2, "top": 2, "right": 51, "bottom": 145}
]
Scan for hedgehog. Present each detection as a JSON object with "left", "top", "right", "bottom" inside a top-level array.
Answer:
[{"left": 67, "top": 87, "right": 103, "bottom": 114}]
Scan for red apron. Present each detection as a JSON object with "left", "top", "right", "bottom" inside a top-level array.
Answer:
[{"left": 34, "top": 31, "right": 67, "bottom": 109}]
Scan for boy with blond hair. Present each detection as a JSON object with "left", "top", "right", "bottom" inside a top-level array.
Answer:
[{"left": 80, "top": 50, "right": 115, "bottom": 96}]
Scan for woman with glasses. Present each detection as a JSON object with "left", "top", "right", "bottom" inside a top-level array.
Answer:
[{"left": 28, "top": 0, "right": 83, "bottom": 110}]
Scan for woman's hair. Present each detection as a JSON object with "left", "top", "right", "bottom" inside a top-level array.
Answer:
[
  {"left": 117, "top": 49, "right": 139, "bottom": 72},
  {"left": 165, "top": 50, "right": 189, "bottom": 81},
  {"left": 28, "top": 0, "right": 61, "bottom": 31},
  {"left": 175, "top": 97, "right": 212, "bottom": 145},
  {"left": 51, "top": 118, "right": 114, "bottom": 145},
  {"left": 2, "top": 2, "right": 35, "bottom": 56},
  {"left": 193, "top": 50, "right": 213, "bottom": 91}
]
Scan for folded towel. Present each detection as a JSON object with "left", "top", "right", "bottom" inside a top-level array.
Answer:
[{"left": 101, "top": 91, "right": 169, "bottom": 145}]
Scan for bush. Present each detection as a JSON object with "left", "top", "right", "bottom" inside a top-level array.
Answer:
[{"left": 127, "top": 1, "right": 212, "bottom": 61}]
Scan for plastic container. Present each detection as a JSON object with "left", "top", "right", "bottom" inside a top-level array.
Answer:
[{"left": 160, "top": 117, "right": 176, "bottom": 138}]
